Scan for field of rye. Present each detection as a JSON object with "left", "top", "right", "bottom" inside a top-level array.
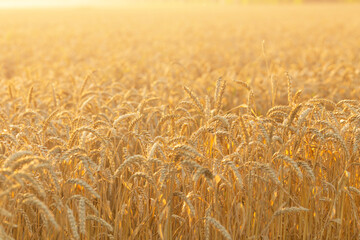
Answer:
[{"left": 0, "top": 4, "right": 360, "bottom": 240}]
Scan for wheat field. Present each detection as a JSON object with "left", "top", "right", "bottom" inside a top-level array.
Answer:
[{"left": 1, "top": 4, "right": 360, "bottom": 240}]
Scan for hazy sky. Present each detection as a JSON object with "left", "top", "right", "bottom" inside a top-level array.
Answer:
[
  {"left": 0, "top": 0, "right": 132, "bottom": 8},
  {"left": 0, "top": 0, "right": 86, "bottom": 7}
]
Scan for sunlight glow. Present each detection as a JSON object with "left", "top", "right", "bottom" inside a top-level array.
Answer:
[{"left": 0, "top": 0, "right": 96, "bottom": 8}]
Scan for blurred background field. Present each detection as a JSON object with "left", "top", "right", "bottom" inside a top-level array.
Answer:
[{"left": 1, "top": 5, "right": 360, "bottom": 113}]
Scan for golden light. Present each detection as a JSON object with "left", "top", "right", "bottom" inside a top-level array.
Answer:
[{"left": 0, "top": 0, "right": 116, "bottom": 8}]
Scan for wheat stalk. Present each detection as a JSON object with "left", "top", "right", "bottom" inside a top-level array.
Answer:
[{"left": 206, "top": 217, "right": 232, "bottom": 240}]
